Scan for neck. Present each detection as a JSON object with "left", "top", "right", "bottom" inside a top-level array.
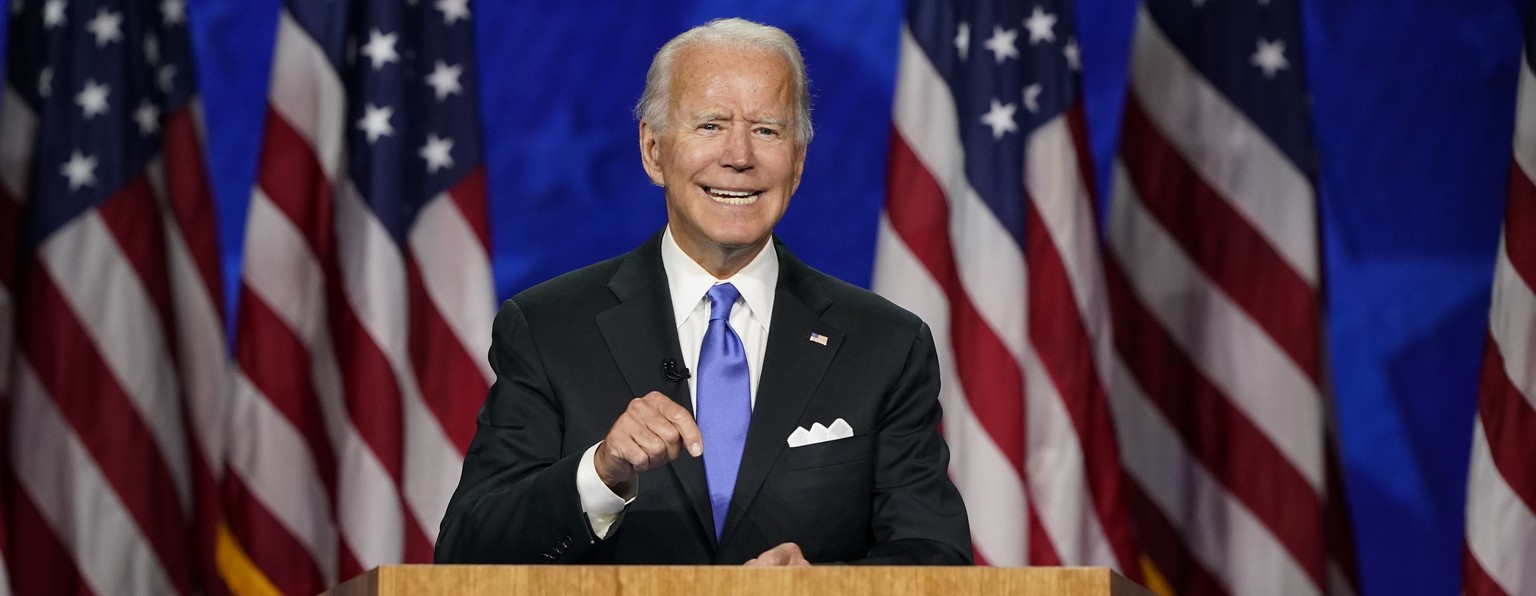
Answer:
[{"left": 680, "top": 238, "right": 768, "bottom": 279}]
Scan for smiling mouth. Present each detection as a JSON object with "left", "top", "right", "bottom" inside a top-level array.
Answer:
[{"left": 703, "top": 186, "right": 763, "bottom": 205}]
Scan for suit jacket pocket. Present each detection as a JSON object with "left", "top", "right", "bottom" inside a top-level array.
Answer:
[{"left": 780, "top": 433, "right": 875, "bottom": 471}]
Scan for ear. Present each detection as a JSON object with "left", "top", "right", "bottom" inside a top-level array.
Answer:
[
  {"left": 789, "top": 144, "right": 807, "bottom": 195},
  {"left": 639, "top": 121, "right": 665, "bottom": 187}
]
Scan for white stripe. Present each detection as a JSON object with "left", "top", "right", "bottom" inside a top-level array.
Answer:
[
  {"left": 226, "top": 370, "right": 338, "bottom": 583},
  {"left": 335, "top": 179, "right": 455, "bottom": 549},
  {"left": 267, "top": 10, "right": 346, "bottom": 180},
  {"left": 1022, "top": 342, "right": 1118, "bottom": 568},
  {"left": 1108, "top": 161, "right": 1325, "bottom": 492},
  {"left": 1512, "top": 53, "right": 1536, "bottom": 179},
  {"left": 873, "top": 215, "right": 1029, "bottom": 567},
  {"left": 1129, "top": 7, "right": 1318, "bottom": 286},
  {"left": 1108, "top": 356, "right": 1321, "bottom": 596},
  {"left": 0, "top": 85, "right": 36, "bottom": 199},
  {"left": 40, "top": 210, "right": 192, "bottom": 510},
  {"left": 1489, "top": 232, "right": 1536, "bottom": 412},
  {"left": 1465, "top": 418, "right": 1536, "bottom": 595},
  {"left": 410, "top": 191, "right": 497, "bottom": 383},
  {"left": 891, "top": 25, "right": 1029, "bottom": 366},
  {"left": 242, "top": 188, "right": 405, "bottom": 569},
  {"left": 148, "top": 158, "right": 231, "bottom": 474},
  {"left": 11, "top": 359, "right": 177, "bottom": 596}
]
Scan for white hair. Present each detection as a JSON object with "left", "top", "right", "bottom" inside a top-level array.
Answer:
[{"left": 634, "top": 18, "right": 813, "bottom": 146}]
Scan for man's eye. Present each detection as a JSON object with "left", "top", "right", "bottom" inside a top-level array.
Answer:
[
  {"left": 699, "top": 123, "right": 721, "bottom": 131},
  {"left": 756, "top": 127, "right": 779, "bottom": 136}
]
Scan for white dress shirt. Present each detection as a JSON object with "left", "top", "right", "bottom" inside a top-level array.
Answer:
[{"left": 576, "top": 227, "right": 780, "bottom": 538}]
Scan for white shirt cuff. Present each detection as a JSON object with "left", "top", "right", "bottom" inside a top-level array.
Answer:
[{"left": 577, "top": 442, "right": 632, "bottom": 539}]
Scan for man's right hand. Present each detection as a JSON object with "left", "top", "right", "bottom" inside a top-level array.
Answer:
[{"left": 594, "top": 392, "right": 703, "bottom": 494}]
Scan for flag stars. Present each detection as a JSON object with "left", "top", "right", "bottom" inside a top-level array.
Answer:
[
  {"left": 980, "top": 98, "right": 1018, "bottom": 139},
  {"left": 87, "top": 7, "right": 123, "bottom": 47},
  {"left": 1024, "top": 6, "right": 1057, "bottom": 45},
  {"left": 1023, "top": 84, "right": 1043, "bottom": 113},
  {"left": 955, "top": 21, "right": 970, "bottom": 61},
  {"left": 60, "top": 150, "right": 98, "bottom": 191},
  {"left": 984, "top": 26, "right": 1019, "bottom": 64},
  {"left": 160, "top": 0, "right": 185, "bottom": 25},
  {"left": 76, "top": 79, "right": 110, "bottom": 119},
  {"left": 43, "top": 0, "right": 66, "bottom": 29},
  {"left": 134, "top": 100, "right": 160, "bottom": 136},
  {"left": 1063, "top": 37, "right": 1082, "bottom": 70},
  {"left": 361, "top": 30, "right": 400, "bottom": 70},
  {"left": 159, "top": 64, "right": 177, "bottom": 92},
  {"left": 145, "top": 35, "right": 160, "bottom": 64},
  {"left": 357, "top": 104, "right": 395, "bottom": 143},
  {"left": 435, "top": 0, "right": 470, "bottom": 25},
  {"left": 38, "top": 68, "right": 52, "bottom": 98},
  {"left": 426, "top": 61, "right": 464, "bottom": 100},
  {"left": 1250, "top": 38, "right": 1289, "bottom": 78},
  {"left": 419, "top": 134, "right": 455, "bottom": 173}
]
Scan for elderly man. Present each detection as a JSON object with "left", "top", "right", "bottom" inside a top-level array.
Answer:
[{"left": 436, "top": 17, "right": 971, "bottom": 566}]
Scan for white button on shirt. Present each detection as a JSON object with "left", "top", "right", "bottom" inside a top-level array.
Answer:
[{"left": 576, "top": 227, "right": 779, "bottom": 538}]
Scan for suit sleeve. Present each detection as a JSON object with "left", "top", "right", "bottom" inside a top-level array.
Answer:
[
  {"left": 434, "top": 299, "right": 602, "bottom": 563},
  {"left": 851, "top": 321, "right": 974, "bottom": 565}
]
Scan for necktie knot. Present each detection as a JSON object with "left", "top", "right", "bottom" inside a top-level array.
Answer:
[{"left": 706, "top": 283, "right": 740, "bottom": 323}]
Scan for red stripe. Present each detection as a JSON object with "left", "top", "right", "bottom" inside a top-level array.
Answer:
[
  {"left": 1505, "top": 159, "right": 1536, "bottom": 290},
  {"left": 1024, "top": 197, "right": 1138, "bottom": 571},
  {"left": 1026, "top": 499, "right": 1061, "bottom": 566},
  {"left": 162, "top": 105, "right": 227, "bottom": 316},
  {"left": 190, "top": 445, "right": 230, "bottom": 596},
  {"left": 1462, "top": 542, "right": 1512, "bottom": 596},
  {"left": 5, "top": 463, "right": 92, "bottom": 595},
  {"left": 1125, "top": 479, "right": 1230, "bottom": 596},
  {"left": 222, "top": 474, "right": 326, "bottom": 596},
  {"left": 95, "top": 176, "right": 176, "bottom": 334},
  {"left": 884, "top": 129, "right": 1027, "bottom": 474},
  {"left": 328, "top": 294, "right": 405, "bottom": 481},
  {"left": 235, "top": 285, "right": 340, "bottom": 494},
  {"left": 445, "top": 166, "right": 491, "bottom": 251},
  {"left": 257, "top": 107, "right": 335, "bottom": 258},
  {"left": 403, "top": 514, "right": 435, "bottom": 564},
  {"left": 1103, "top": 255, "right": 1327, "bottom": 588},
  {"left": 338, "top": 544, "right": 365, "bottom": 588},
  {"left": 18, "top": 259, "right": 193, "bottom": 595},
  {"left": 1119, "top": 99, "right": 1322, "bottom": 382},
  {"left": 407, "top": 256, "right": 485, "bottom": 453},
  {"left": 1477, "top": 333, "right": 1536, "bottom": 511}
]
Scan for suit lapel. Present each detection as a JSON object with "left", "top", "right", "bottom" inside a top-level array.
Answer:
[
  {"left": 594, "top": 233, "right": 716, "bottom": 544},
  {"left": 721, "top": 243, "right": 844, "bottom": 544}
]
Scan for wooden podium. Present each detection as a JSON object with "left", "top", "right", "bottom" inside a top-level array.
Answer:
[{"left": 324, "top": 565, "right": 1154, "bottom": 595}]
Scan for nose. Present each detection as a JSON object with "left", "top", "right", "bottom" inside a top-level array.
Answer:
[{"left": 720, "top": 126, "right": 754, "bottom": 171}]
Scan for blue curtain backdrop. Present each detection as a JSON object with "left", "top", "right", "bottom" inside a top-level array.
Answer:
[{"left": 9, "top": 0, "right": 1513, "bottom": 593}]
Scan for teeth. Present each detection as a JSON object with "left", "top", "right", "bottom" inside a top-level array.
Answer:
[{"left": 705, "top": 187, "right": 760, "bottom": 205}]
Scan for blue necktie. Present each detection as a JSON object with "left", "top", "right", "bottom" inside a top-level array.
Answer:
[{"left": 696, "top": 283, "right": 750, "bottom": 540}]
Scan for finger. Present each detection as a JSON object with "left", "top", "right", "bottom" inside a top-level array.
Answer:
[
  {"left": 628, "top": 399, "right": 686, "bottom": 462},
  {"left": 643, "top": 392, "right": 703, "bottom": 457}
]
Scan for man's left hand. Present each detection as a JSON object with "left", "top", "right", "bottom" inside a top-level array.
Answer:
[{"left": 744, "top": 542, "right": 810, "bottom": 566}]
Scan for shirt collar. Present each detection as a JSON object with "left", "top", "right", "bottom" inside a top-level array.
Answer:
[{"left": 661, "top": 226, "right": 779, "bottom": 331}]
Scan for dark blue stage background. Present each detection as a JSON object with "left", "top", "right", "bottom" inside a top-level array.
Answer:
[{"left": 42, "top": 0, "right": 1520, "bottom": 593}]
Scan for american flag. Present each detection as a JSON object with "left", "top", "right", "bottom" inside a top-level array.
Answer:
[
  {"left": 219, "top": 0, "right": 494, "bottom": 593},
  {"left": 0, "top": 0, "right": 229, "bottom": 593},
  {"left": 1104, "top": 0, "right": 1356, "bottom": 594},
  {"left": 873, "top": 0, "right": 1139, "bottom": 571},
  {"left": 1462, "top": 7, "right": 1536, "bottom": 594}
]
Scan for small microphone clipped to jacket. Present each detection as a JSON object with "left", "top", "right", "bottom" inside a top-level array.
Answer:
[{"left": 662, "top": 357, "right": 691, "bottom": 381}]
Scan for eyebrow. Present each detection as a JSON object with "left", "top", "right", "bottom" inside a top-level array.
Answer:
[{"left": 688, "top": 111, "right": 787, "bottom": 127}]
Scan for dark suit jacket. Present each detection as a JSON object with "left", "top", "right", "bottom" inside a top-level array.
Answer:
[{"left": 435, "top": 232, "right": 971, "bottom": 565}]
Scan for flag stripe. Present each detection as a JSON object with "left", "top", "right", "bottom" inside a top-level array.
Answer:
[
  {"left": 1465, "top": 417, "right": 1536, "bottom": 595},
  {"left": 1476, "top": 335, "right": 1536, "bottom": 515},
  {"left": 1119, "top": 99, "right": 1321, "bottom": 381},
  {"left": 3, "top": 463, "right": 87, "bottom": 595},
  {"left": 236, "top": 286, "right": 341, "bottom": 490},
  {"left": 1462, "top": 543, "right": 1511, "bottom": 596},
  {"left": 222, "top": 474, "right": 327, "bottom": 595},
  {"left": 1126, "top": 5, "right": 1318, "bottom": 286},
  {"left": 1107, "top": 354, "right": 1320, "bottom": 595},
  {"left": 1108, "top": 163, "right": 1325, "bottom": 493},
  {"left": 161, "top": 108, "right": 226, "bottom": 310},
  {"left": 886, "top": 131, "right": 1026, "bottom": 474},
  {"left": 1124, "top": 480, "right": 1228, "bottom": 596},
  {"left": 11, "top": 359, "right": 179, "bottom": 595},
  {"left": 406, "top": 257, "right": 485, "bottom": 452},
  {"left": 872, "top": 214, "right": 1030, "bottom": 567}
]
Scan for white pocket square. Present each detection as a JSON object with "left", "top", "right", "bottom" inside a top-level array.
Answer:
[{"left": 786, "top": 418, "right": 854, "bottom": 447}]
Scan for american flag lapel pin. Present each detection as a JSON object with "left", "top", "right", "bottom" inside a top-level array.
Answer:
[{"left": 808, "top": 332, "right": 828, "bottom": 346}]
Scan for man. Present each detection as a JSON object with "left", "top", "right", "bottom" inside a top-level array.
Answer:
[{"left": 436, "top": 17, "right": 971, "bottom": 566}]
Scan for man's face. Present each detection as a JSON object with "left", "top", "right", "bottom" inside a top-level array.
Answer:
[{"left": 640, "top": 43, "right": 806, "bottom": 266}]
